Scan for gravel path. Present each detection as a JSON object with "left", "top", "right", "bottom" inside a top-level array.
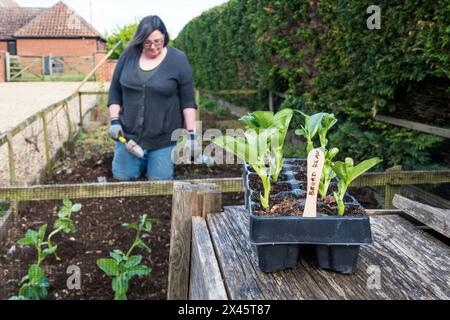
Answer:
[{"left": 0, "top": 82, "right": 109, "bottom": 134}]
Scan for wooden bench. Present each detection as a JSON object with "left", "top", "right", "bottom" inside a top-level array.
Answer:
[{"left": 190, "top": 205, "right": 449, "bottom": 300}]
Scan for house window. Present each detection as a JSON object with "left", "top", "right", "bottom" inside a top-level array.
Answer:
[
  {"left": 43, "top": 56, "right": 64, "bottom": 75},
  {"left": 7, "top": 40, "right": 17, "bottom": 55},
  {"left": 52, "top": 57, "right": 64, "bottom": 74}
]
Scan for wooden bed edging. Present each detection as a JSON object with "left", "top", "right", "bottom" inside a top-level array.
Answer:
[
  {"left": 167, "top": 181, "right": 224, "bottom": 300},
  {"left": 189, "top": 216, "right": 228, "bottom": 300}
]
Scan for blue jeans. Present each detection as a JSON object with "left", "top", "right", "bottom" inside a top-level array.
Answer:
[{"left": 112, "top": 141, "right": 175, "bottom": 181}]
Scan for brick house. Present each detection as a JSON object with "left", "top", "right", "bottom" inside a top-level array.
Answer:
[{"left": 0, "top": 1, "right": 115, "bottom": 81}]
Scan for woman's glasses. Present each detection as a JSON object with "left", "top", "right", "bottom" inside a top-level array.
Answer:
[{"left": 143, "top": 39, "right": 164, "bottom": 47}]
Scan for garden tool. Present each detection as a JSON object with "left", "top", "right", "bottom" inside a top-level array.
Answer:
[
  {"left": 118, "top": 136, "right": 145, "bottom": 159},
  {"left": 303, "top": 148, "right": 325, "bottom": 217}
]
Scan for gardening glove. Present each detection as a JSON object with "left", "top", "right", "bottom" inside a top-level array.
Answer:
[{"left": 109, "top": 119, "right": 124, "bottom": 140}]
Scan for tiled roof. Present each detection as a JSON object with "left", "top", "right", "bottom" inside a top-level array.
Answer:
[
  {"left": 0, "top": 7, "right": 44, "bottom": 40},
  {"left": 0, "top": 0, "right": 19, "bottom": 7},
  {"left": 14, "top": 1, "right": 104, "bottom": 39}
]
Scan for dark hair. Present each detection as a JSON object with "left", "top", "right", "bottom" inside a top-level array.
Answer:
[{"left": 126, "top": 15, "right": 170, "bottom": 57}]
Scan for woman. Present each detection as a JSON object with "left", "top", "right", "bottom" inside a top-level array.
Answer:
[{"left": 108, "top": 15, "right": 197, "bottom": 180}]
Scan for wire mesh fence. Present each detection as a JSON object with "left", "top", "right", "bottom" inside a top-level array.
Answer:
[{"left": 0, "top": 91, "right": 102, "bottom": 187}]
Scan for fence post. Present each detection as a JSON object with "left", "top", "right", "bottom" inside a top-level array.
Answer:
[
  {"left": 78, "top": 92, "right": 83, "bottom": 128},
  {"left": 49, "top": 54, "right": 53, "bottom": 76},
  {"left": 63, "top": 102, "right": 73, "bottom": 140},
  {"left": 6, "top": 131, "right": 19, "bottom": 221},
  {"left": 269, "top": 91, "right": 274, "bottom": 112},
  {"left": 5, "top": 52, "right": 10, "bottom": 82},
  {"left": 385, "top": 165, "right": 402, "bottom": 209},
  {"left": 6, "top": 132, "right": 16, "bottom": 185},
  {"left": 168, "top": 181, "right": 196, "bottom": 300},
  {"left": 41, "top": 56, "right": 45, "bottom": 80},
  {"left": 40, "top": 111, "right": 52, "bottom": 178},
  {"left": 195, "top": 88, "right": 201, "bottom": 121}
]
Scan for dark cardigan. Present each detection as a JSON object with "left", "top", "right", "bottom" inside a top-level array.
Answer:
[{"left": 107, "top": 45, "right": 197, "bottom": 150}]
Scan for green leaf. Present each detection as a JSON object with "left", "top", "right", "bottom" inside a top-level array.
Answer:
[
  {"left": 239, "top": 114, "right": 259, "bottom": 128},
  {"left": 63, "top": 198, "right": 72, "bottom": 209},
  {"left": 122, "top": 223, "right": 138, "bottom": 230},
  {"left": 110, "top": 249, "right": 126, "bottom": 262},
  {"left": 43, "top": 245, "right": 57, "bottom": 256},
  {"left": 17, "top": 229, "right": 39, "bottom": 246},
  {"left": 28, "top": 264, "right": 45, "bottom": 280},
  {"left": 37, "top": 225, "right": 47, "bottom": 243},
  {"left": 347, "top": 157, "right": 383, "bottom": 182},
  {"left": 71, "top": 203, "right": 82, "bottom": 212},
  {"left": 124, "top": 255, "right": 142, "bottom": 268},
  {"left": 54, "top": 219, "right": 76, "bottom": 233},
  {"left": 126, "top": 265, "right": 151, "bottom": 278},
  {"left": 136, "top": 240, "right": 151, "bottom": 253},
  {"left": 9, "top": 295, "right": 28, "bottom": 300},
  {"left": 97, "top": 258, "right": 120, "bottom": 277},
  {"left": 251, "top": 111, "right": 274, "bottom": 128}
]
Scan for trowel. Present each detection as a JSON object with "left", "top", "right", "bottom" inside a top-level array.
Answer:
[{"left": 118, "top": 136, "right": 145, "bottom": 159}]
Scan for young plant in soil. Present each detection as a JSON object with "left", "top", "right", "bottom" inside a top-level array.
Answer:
[
  {"left": 294, "top": 111, "right": 323, "bottom": 155},
  {"left": 47, "top": 198, "right": 81, "bottom": 260},
  {"left": 240, "top": 108, "right": 294, "bottom": 181},
  {"left": 213, "top": 128, "right": 278, "bottom": 209},
  {"left": 9, "top": 199, "right": 81, "bottom": 300},
  {"left": 317, "top": 113, "right": 339, "bottom": 199},
  {"left": 332, "top": 157, "right": 383, "bottom": 216},
  {"left": 96, "top": 214, "right": 158, "bottom": 300}
]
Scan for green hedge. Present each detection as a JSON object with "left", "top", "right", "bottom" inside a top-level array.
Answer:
[{"left": 174, "top": 0, "right": 449, "bottom": 169}]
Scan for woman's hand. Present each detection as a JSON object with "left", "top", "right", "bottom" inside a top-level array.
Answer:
[{"left": 109, "top": 119, "right": 124, "bottom": 140}]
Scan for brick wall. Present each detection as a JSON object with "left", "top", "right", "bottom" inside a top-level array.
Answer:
[
  {"left": 0, "top": 51, "right": 5, "bottom": 82},
  {"left": 94, "top": 51, "right": 117, "bottom": 82},
  {"left": 0, "top": 41, "right": 7, "bottom": 52},
  {"left": 17, "top": 38, "right": 101, "bottom": 56}
]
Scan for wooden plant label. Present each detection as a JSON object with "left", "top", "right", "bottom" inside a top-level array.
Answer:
[{"left": 303, "top": 148, "right": 325, "bottom": 217}]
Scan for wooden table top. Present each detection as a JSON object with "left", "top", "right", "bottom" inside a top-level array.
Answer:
[{"left": 205, "top": 206, "right": 450, "bottom": 300}]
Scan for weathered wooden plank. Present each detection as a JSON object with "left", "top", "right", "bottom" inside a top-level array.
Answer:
[
  {"left": 401, "top": 185, "right": 450, "bottom": 209},
  {"left": 202, "top": 89, "right": 257, "bottom": 95},
  {"left": 207, "top": 206, "right": 450, "bottom": 300},
  {"left": 350, "top": 170, "right": 450, "bottom": 187},
  {"left": 393, "top": 194, "right": 450, "bottom": 238},
  {"left": 168, "top": 182, "right": 195, "bottom": 300},
  {"left": 0, "top": 178, "right": 243, "bottom": 201},
  {"left": 374, "top": 114, "right": 450, "bottom": 138},
  {"left": 364, "top": 214, "right": 450, "bottom": 299},
  {"left": 366, "top": 209, "right": 402, "bottom": 216},
  {"left": 189, "top": 216, "right": 228, "bottom": 300}
]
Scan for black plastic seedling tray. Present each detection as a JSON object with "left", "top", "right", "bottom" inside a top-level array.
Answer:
[{"left": 243, "top": 158, "right": 373, "bottom": 274}]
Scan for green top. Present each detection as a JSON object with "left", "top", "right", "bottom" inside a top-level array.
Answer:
[{"left": 137, "top": 64, "right": 159, "bottom": 82}]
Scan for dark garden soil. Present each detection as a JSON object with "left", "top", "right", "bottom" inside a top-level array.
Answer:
[
  {"left": 0, "top": 109, "right": 245, "bottom": 300},
  {"left": 252, "top": 192, "right": 365, "bottom": 217}
]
